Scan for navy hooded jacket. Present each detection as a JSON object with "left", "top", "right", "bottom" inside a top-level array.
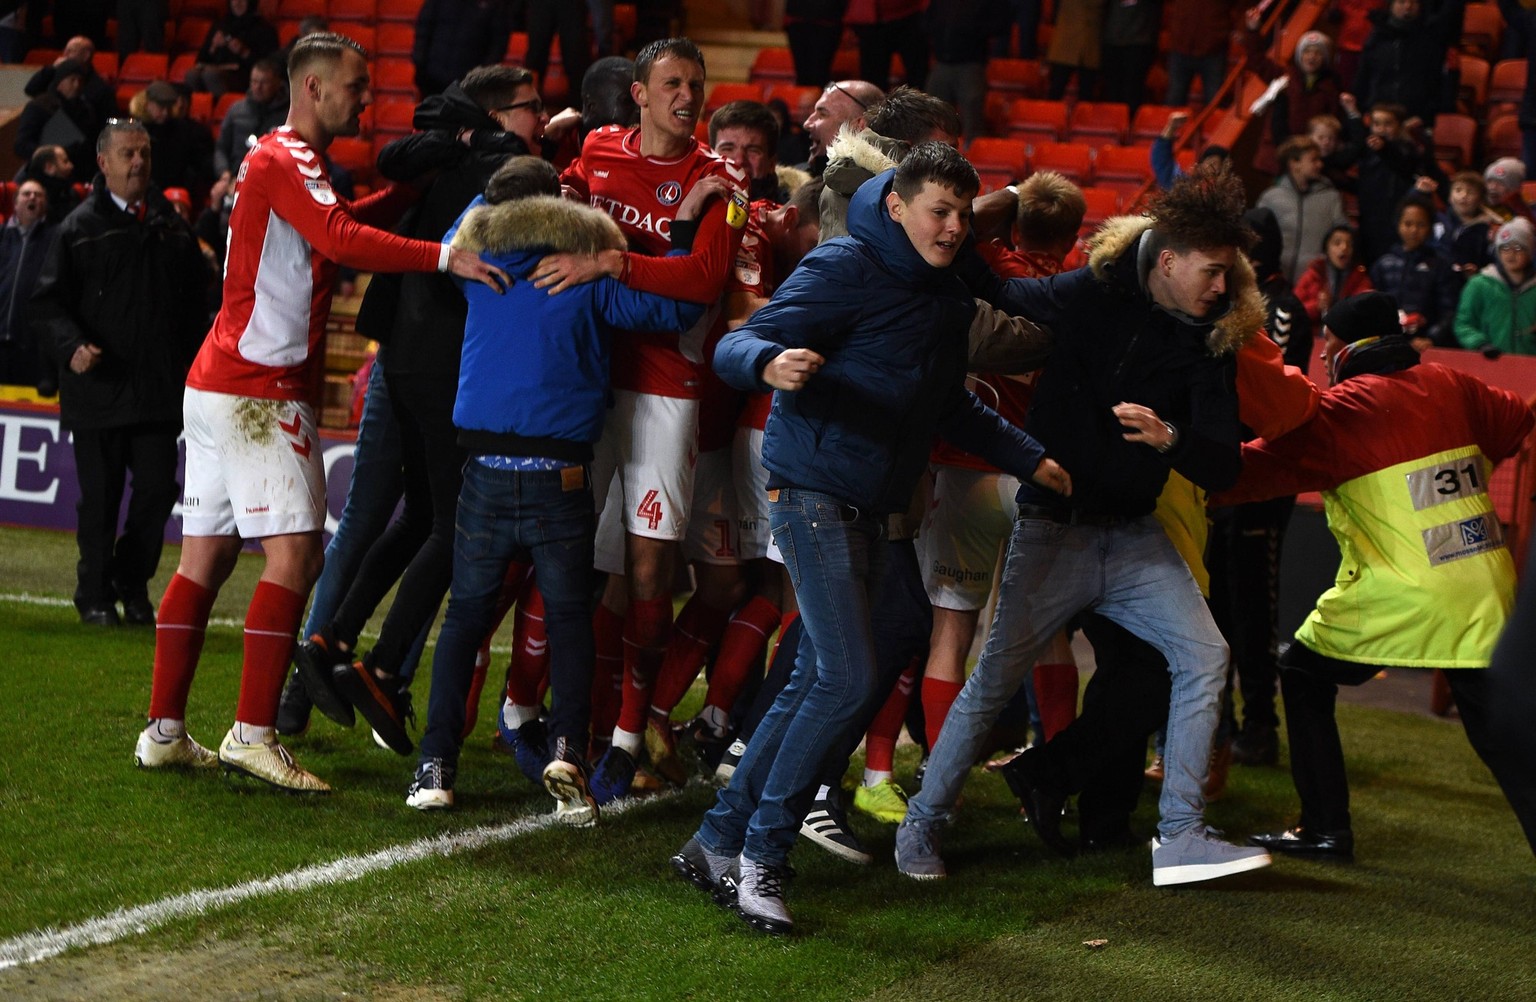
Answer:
[{"left": 713, "top": 168, "right": 1046, "bottom": 515}]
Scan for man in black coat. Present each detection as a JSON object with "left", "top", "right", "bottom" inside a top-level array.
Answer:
[
  {"left": 32, "top": 121, "right": 213, "bottom": 626},
  {"left": 0, "top": 180, "right": 58, "bottom": 390}
]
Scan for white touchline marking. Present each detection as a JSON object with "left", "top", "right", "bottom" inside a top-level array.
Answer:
[{"left": 0, "top": 793, "right": 674, "bottom": 971}]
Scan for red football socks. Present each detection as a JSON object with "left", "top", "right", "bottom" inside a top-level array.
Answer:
[
  {"left": 147, "top": 573, "right": 216, "bottom": 720},
  {"left": 234, "top": 580, "right": 307, "bottom": 727}
]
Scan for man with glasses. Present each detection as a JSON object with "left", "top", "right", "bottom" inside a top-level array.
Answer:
[{"left": 801, "top": 79, "right": 883, "bottom": 173}]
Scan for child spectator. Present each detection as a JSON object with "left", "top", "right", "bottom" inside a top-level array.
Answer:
[
  {"left": 1454, "top": 218, "right": 1536, "bottom": 356},
  {"left": 1244, "top": 15, "right": 1341, "bottom": 176},
  {"left": 1369, "top": 194, "right": 1458, "bottom": 348},
  {"left": 1434, "top": 170, "right": 1502, "bottom": 276},
  {"left": 1339, "top": 98, "right": 1443, "bottom": 264},
  {"left": 1255, "top": 134, "right": 1348, "bottom": 284},
  {"left": 1308, "top": 113, "right": 1355, "bottom": 193},
  {"left": 1484, "top": 157, "right": 1535, "bottom": 224},
  {"left": 1295, "top": 224, "right": 1375, "bottom": 325}
]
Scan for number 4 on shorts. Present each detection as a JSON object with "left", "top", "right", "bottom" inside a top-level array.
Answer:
[{"left": 636, "top": 489, "right": 664, "bottom": 531}]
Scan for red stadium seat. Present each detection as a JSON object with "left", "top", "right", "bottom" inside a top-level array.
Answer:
[
  {"left": 172, "top": 17, "right": 211, "bottom": 55},
  {"left": 119, "top": 52, "right": 168, "bottom": 86},
  {"left": 1067, "top": 101, "right": 1129, "bottom": 145},
  {"left": 375, "top": 22, "right": 415, "bottom": 59},
  {"left": 377, "top": 0, "right": 420, "bottom": 20},
  {"left": 1462, "top": 3, "right": 1503, "bottom": 60},
  {"left": 91, "top": 51, "right": 118, "bottom": 84},
  {"left": 1093, "top": 144, "right": 1153, "bottom": 197},
  {"left": 749, "top": 47, "right": 797, "bottom": 86},
  {"left": 373, "top": 57, "right": 416, "bottom": 97},
  {"left": 1131, "top": 103, "right": 1188, "bottom": 144},
  {"left": 705, "top": 82, "right": 767, "bottom": 117},
  {"left": 1027, "top": 141, "right": 1094, "bottom": 184},
  {"left": 1005, "top": 98, "right": 1067, "bottom": 143},
  {"left": 985, "top": 58, "right": 1045, "bottom": 99},
  {"left": 1490, "top": 59, "right": 1527, "bottom": 106},
  {"left": 967, "top": 137, "right": 1028, "bottom": 179},
  {"left": 1459, "top": 54, "right": 1490, "bottom": 113},
  {"left": 329, "top": 0, "right": 377, "bottom": 19},
  {"left": 372, "top": 96, "right": 416, "bottom": 136},
  {"left": 1486, "top": 114, "right": 1523, "bottom": 161},
  {"left": 187, "top": 90, "right": 214, "bottom": 124},
  {"left": 1433, "top": 113, "right": 1477, "bottom": 171},
  {"left": 1078, "top": 186, "right": 1121, "bottom": 228}
]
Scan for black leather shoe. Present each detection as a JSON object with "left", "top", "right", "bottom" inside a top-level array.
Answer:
[
  {"left": 121, "top": 596, "right": 156, "bottom": 626},
  {"left": 275, "top": 669, "right": 313, "bottom": 737},
  {"left": 1249, "top": 826, "right": 1354, "bottom": 861},
  {"left": 79, "top": 604, "right": 120, "bottom": 627},
  {"left": 999, "top": 754, "right": 1075, "bottom": 856},
  {"left": 1081, "top": 825, "right": 1143, "bottom": 853}
]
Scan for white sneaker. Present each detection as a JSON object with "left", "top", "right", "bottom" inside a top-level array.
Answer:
[
  {"left": 1151, "top": 826, "right": 1271, "bottom": 886},
  {"left": 543, "top": 758, "right": 598, "bottom": 827},
  {"left": 134, "top": 728, "right": 217, "bottom": 769},
  {"left": 217, "top": 729, "right": 331, "bottom": 794}
]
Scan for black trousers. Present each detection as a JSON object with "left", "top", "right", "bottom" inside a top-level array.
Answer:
[
  {"left": 1208, "top": 498, "right": 1294, "bottom": 732},
  {"left": 330, "top": 370, "right": 462, "bottom": 674},
  {"left": 70, "top": 422, "right": 180, "bottom": 610},
  {"left": 786, "top": 20, "right": 843, "bottom": 89},
  {"left": 854, "top": 14, "right": 929, "bottom": 92},
  {"left": 1280, "top": 642, "right": 1536, "bottom": 853},
  {"left": 525, "top": 0, "right": 591, "bottom": 103}
]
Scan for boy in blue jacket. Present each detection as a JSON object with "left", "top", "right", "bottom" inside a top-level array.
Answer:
[
  {"left": 670, "top": 142, "right": 1069, "bottom": 936},
  {"left": 405, "top": 157, "right": 708, "bottom": 822}
]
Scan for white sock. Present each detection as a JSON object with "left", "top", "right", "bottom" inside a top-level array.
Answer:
[
  {"left": 697, "top": 704, "right": 729, "bottom": 737},
  {"left": 612, "top": 727, "right": 643, "bottom": 757},
  {"left": 233, "top": 722, "right": 274, "bottom": 745},
  {"left": 502, "top": 699, "right": 539, "bottom": 729},
  {"left": 863, "top": 769, "right": 892, "bottom": 788},
  {"left": 147, "top": 718, "right": 185, "bottom": 742},
  {"left": 815, "top": 784, "right": 831, "bottom": 801}
]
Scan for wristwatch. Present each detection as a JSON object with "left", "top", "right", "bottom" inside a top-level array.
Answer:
[{"left": 1155, "top": 421, "right": 1179, "bottom": 453}]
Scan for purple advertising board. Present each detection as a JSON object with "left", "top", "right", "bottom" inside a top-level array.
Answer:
[{"left": 0, "top": 400, "right": 360, "bottom": 541}]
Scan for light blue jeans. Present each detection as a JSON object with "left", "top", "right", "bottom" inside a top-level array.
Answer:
[
  {"left": 907, "top": 514, "right": 1227, "bottom": 840},
  {"left": 696, "top": 488, "right": 888, "bottom": 867}
]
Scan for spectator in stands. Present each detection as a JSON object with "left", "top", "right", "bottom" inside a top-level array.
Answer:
[
  {"left": 277, "top": 15, "right": 329, "bottom": 71},
  {"left": 784, "top": 0, "right": 846, "bottom": 88},
  {"left": 578, "top": 55, "right": 639, "bottom": 133},
  {"left": 927, "top": 0, "right": 1013, "bottom": 142},
  {"left": 14, "top": 60, "right": 98, "bottom": 183},
  {"left": 1101, "top": 0, "right": 1161, "bottom": 113},
  {"left": 1435, "top": 169, "right": 1502, "bottom": 275},
  {"left": 1352, "top": 0, "right": 1465, "bottom": 127},
  {"left": 411, "top": 0, "right": 513, "bottom": 98},
  {"left": 116, "top": 0, "right": 167, "bottom": 59},
  {"left": 1045, "top": 0, "right": 1103, "bottom": 101},
  {"left": 142, "top": 81, "right": 216, "bottom": 199},
  {"left": 185, "top": 0, "right": 279, "bottom": 99},
  {"left": 1244, "top": 16, "right": 1341, "bottom": 176},
  {"left": 1295, "top": 224, "right": 1375, "bottom": 326},
  {"left": 525, "top": 0, "right": 592, "bottom": 109},
  {"left": 710, "top": 100, "right": 794, "bottom": 203},
  {"left": 1339, "top": 97, "right": 1443, "bottom": 264},
  {"left": 1495, "top": 0, "right": 1536, "bottom": 173},
  {"left": 800, "top": 79, "right": 883, "bottom": 174},
  {"left": 1370, "top": 193, "right": 1458, "bottom": 348},
  {"left": 23, "top": 36, "right": 117, "bottom": 127},
  {"left": 0, "top": 180, "right": 57, "bottom": 390},
  {"left": 1308, "top": 113, "right": 1355, "bottom": 193},
  {"left": 214, "top": 55, "right": 289, "bottom": 181},
  {"left": 19, "top": 145, "right": 80, "bottom": 223},
  {"left": 845, "top": 0, "right": 929, "bottom": 92},
  {"left": 1165, "top": 0, "right": 1240, "bottom": 107},
  {"left": 1454, "top": 217, "right": 1536, "bottom": 355},
  {"left": 1150, "top": 110, "right": 1231, "bottom": 188},
  {"left": 1484, "top": 157, "right": 1535, "bottom": 224},
  {"left": 1256, "top": 135, "right": 1349, "bottom": 284},
  {"left": 32, "top": 120, "right": 212, "bottom": 627}
]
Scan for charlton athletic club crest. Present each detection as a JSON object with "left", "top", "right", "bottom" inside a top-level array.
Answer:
[{"left": 656, "top": 180, "right": 683, "bottom": 206}]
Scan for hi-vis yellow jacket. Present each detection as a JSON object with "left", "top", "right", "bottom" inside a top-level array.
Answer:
[{"left": 1213, "top": 363, "right": 1535, "bottom": 668}]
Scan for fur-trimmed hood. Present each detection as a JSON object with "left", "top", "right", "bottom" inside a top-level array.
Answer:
[
  {"left": 1085, "top": 214, "right": 1268, "bottom": 356},
  {"left": 451, "top": 195, "right": 627, "bottom": 260},
  {"left": 824, "top": 125, "right": 906, "bottom": 195},
  {"left": 775, "top": 163, "right": 814, "bottom": 198}
]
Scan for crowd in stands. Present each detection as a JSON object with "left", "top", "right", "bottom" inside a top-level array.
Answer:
[{"left": 3, "top": 0, "right": 1534, "bottom": 942}]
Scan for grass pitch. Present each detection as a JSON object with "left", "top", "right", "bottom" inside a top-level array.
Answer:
[{"left": 0, "top": 525, "right": 1532, "bottom": 1001}]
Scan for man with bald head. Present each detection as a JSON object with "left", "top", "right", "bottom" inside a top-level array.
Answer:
[
  {"left": 801, "top": 79, "right": 882, "bottom": 173},
  {"left": 24, "top": 36, "right": 116, "bottom": 125}
]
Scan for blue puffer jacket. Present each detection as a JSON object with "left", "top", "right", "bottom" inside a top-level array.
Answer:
[
  {"left": 713, "top": 168, "right": 1045, "bottom": 514},
  {"left": 449, "top": 195, "right": 707, "bottom": 461}
]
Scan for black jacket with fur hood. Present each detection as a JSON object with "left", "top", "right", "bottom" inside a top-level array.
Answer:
[{"left": 975, "top": 213, "right": 1268, "bottom": 518}]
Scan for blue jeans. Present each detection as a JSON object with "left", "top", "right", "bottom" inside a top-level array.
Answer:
[
  {"left": 304, "top": 358, "right": 429, "bottom": 680},
  {"left": 418, "top": 461, "right": 595, "bottom": 765},
  {"left": 696, "top": 489, "right": 888, "bottom": 866},
  {"left": 907, "top": 515, "right": 1228, "bottom": 840}
]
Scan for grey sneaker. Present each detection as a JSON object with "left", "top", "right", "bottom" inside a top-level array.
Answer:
[
  {"left": 799, "top": 791, "right": 872, "bottom": 864},
  {"left": 734, "top": 854, "right": 793, "bottom": 935},
  {"left": 1151, "top": 826, "right": 1272, "bottom": 886},
  {"left": 670, "top": 836, "right": 736, "bottom": 906},
  {"left": 895, "top": 817, "right": 947, "bottom": 880}
]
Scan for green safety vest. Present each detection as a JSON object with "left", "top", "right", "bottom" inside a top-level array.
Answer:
[{"left": 1300, "top": 445, "right": 1516, "bottom": 669}]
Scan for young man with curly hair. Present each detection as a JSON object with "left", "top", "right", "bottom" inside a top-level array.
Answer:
[{"left": 897, "top": 166, "right": 1276, "bottom": 887}]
